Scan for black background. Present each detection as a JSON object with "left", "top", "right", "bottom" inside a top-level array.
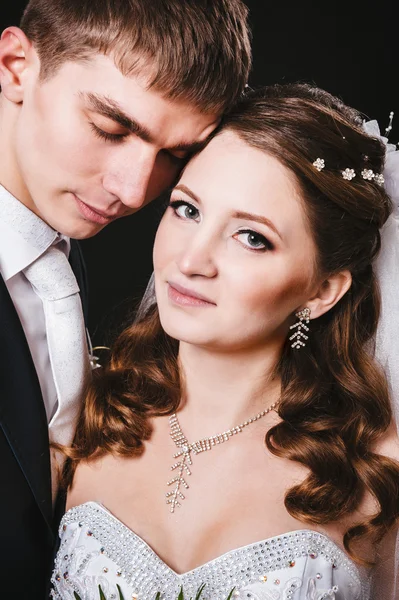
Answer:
[{"left": 1, "top": 1, "right": 396, "bottom": 345}]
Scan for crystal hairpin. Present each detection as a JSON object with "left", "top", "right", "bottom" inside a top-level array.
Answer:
[
  {"left": 313, "top": 158, "right": 325, "bottom": 171},
  {"left": 359, "top": 169, "right": 385, "bottom": 185},
  {"left": 361, "top": 169, "right": 375, "bottom": 181},
  {"left": 374, "top": 173, "right": 385, "bottom": 186},
  {"left": 385, "top": 111, "right": 394, "bottom": 137},
  {"left": 342, "top": 168, "right": 356, "bottom": 181},
  {"left": 312, "top": 160, "right": 385, "bottom": 186}
]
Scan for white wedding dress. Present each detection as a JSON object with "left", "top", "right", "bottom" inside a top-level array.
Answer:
[{"left": 51, "top": 502, "right": 369, "bottom": 600}]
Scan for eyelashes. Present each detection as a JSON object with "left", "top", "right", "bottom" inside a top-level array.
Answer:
[
  {"left": 235, "top": 229, "right": 274, "bottom": 252},
  {"left": 170, "top": 200, "right": 201, "bottom": 221},
  {"left": 89, "top": 121, "right": 127, "bottom": 143},
  {"left": 89, "top": 124, "right": 188, "bottom": 167},
  {"left": 168, "top": 200, "right": 274, "bottom": 252}
]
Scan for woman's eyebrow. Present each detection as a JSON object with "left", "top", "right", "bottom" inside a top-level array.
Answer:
[
  {"left": 232, "top": 210, "right": 282, "bottom": 240},
  {"left": 173, "top": 184, "right": 202, "bottom": 204}
]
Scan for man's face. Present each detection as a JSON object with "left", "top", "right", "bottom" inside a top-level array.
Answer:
[{"left": 8, "top": 53, "right": 219, "bottom": 238}]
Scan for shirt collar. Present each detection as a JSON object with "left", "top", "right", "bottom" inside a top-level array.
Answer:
[{"left": 0, "top": 184, "right": 70, "bottom": 281}]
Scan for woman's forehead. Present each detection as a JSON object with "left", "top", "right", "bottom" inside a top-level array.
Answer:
[{"left": 179, "top": 131, "right": 305, "bottom": 228}]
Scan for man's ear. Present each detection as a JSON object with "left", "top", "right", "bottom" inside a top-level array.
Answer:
[
  {"left": 303, "top": 270, "right": 352, "bottom": 320},
  {"left": 0, "top": 27, "right": 34, "bottom": 103}
]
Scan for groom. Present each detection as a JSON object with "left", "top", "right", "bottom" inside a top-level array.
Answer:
[{"left": 0, "top": 0, "right": 251, "bottom": 595}]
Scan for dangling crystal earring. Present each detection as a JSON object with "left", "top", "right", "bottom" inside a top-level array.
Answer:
[{"left": 289, "top": 308, "right": 311, "bottom": 349}]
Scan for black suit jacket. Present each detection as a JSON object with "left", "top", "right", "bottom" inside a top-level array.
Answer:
[{"left": 0, "top": 240, "right": 88, "bottom": 598}]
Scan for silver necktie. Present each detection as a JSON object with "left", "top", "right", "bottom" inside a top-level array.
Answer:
[{"left": 23, "top": 243, "right": 90, "bottom": 497}]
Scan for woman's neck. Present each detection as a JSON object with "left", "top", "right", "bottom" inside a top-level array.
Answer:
[{"left": 176, "top": 342, "right": 282, "bottom": 439}]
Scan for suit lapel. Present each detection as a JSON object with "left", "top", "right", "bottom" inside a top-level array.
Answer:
[{"left": 0, "top": 274, "right": 53, "bottom": 534}]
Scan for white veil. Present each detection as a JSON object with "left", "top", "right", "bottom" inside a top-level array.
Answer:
[
  {"left": 363, "top": 120, "right": 399, "bottom": 421},
  {"left": 363, "top": 120, "right": 399, "bottom": 600},
  {"left": 136, "top": 271, "right": 156, "bottom": 321}
]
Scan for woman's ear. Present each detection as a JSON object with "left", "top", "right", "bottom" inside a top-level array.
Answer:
[
  {"left": 304, "top": 270, "right": 352, "bottom": 319},
  {"left": 0, "top": 27, "right": 34, "bottom": 103}
]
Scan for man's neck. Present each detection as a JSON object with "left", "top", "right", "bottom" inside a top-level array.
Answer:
[{"left": 0, "top": 95, "right": 36, "bottom": 213}]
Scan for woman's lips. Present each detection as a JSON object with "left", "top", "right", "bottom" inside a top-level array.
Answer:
[{"left": 167, "top": 282, "right": 216, "bottom": 307}]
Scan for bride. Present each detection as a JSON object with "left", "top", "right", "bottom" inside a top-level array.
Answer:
[{"left": 52, "top": 84, "right": 399, "bottom": 600}]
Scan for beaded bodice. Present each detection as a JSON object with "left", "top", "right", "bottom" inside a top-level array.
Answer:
[{"left": 52, "top": 502, "right": 368, "bottom": 600}]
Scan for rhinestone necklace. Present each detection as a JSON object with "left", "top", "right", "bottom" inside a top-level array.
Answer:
[{"left": 166, "top": 401, "right": 279, "bottom": 513}]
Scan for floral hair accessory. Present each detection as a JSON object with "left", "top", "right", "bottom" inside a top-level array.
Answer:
[
  {"left": 385, "top": 111, "right": 394, "bottom": 136},
  {"left": 312, "top": 161, "right": 385, "bottom": 184},
  {"left": 312, "top": 113, "right": 393, "bottom": 185},
  {"left": 374, "top": 173, "right": 385, "bottom": 186},
  {"left": 342, "top": 168, "right": 356, "bottom": 181},
  {"left": 361, "top": 169, "right": 375, "bottom": 181},
  {"left": 313, "top": 158, "right": 325, "bottom": 171}
]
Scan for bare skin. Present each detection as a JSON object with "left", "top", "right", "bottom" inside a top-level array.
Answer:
[{"left": 68, "top": 132, "right": 399, "bottom": 574}]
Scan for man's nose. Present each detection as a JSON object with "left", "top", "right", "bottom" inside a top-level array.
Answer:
[{"left": 102, "top": 147, "right": 156, "bottom": 210}]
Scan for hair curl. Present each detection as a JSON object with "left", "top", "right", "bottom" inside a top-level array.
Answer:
[{"left": 64, "top": 84, "right": 399, "bottom": 565}]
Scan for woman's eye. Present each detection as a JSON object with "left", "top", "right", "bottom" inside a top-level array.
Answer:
[
  {"left": 169, "top": 200, "right": 200, "bottom": 221},
  {"left": 235, "top": 230, "right": 273, "bottom": 252}
]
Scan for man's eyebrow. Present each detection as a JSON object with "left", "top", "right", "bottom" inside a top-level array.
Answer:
[
  {"left": 81, "top": 92, "right": 210, "bottom": 155},
  {"left": 173, "top": 184, "right": 282, "bottom": 240},
  {"left": 81, "top": 92, "right": 153, "bottom": 143},
  {"left": 168, "top": 139, "right": 209, "bottom": 155}
]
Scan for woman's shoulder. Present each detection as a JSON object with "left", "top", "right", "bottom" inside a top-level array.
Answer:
[{"left": 66, "top": 454, "right": 119, "bottom": 511}]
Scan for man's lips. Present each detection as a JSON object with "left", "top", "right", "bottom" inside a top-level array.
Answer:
[
  {"left": 167, "top": 281, "right": 216, "bottom": 306},
  {"left": 74, "top": 194, "right": 122, "bottom": 225}
]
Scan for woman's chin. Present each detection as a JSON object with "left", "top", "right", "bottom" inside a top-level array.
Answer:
[
  {"left": 163, "top": 327, "right": 212, "bottom": 347},
  {"left": 159, "top": 315, "right": 214, "bottom": 347}
]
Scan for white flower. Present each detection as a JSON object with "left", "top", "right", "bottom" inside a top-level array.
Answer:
[
  {"left": 342, "top": 168, "right": 356, "bottom": 181},
  {"left": 361, "top": 169, "right": 375, "bottom": 181},
  {"left": 313, "top": 158, "right": 325, "bottom": 171}
]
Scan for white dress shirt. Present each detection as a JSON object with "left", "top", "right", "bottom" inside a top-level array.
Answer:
[{"left": 0, "top": 184, "right": 70, "bottom": 423}]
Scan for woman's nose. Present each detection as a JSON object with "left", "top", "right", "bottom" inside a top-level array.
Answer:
[{"left": 176, "top": 233, "right": 218, "bottom": 279}]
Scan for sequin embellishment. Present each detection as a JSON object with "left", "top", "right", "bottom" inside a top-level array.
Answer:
[{"left": 51, "top": 502, "right": 365, "bottom": 600}]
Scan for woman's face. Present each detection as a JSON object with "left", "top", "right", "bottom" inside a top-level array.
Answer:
[{"left": 153, "top": 130, "right": 318, "bottom": 352}]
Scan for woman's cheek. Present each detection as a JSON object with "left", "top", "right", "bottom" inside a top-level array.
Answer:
[
  {"left": 231, "top": 265, "right": 303, "bottom": 324},
  {"left": 154, "top": 215, "right": 181, "bottom": 271},
  {"left": 153, "top": 223, "right": 168, "bottom": 271}
]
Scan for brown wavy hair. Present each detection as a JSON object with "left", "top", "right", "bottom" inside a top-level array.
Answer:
[{"left": 64, "top": 84, "right": 399, "bottom": 564}]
